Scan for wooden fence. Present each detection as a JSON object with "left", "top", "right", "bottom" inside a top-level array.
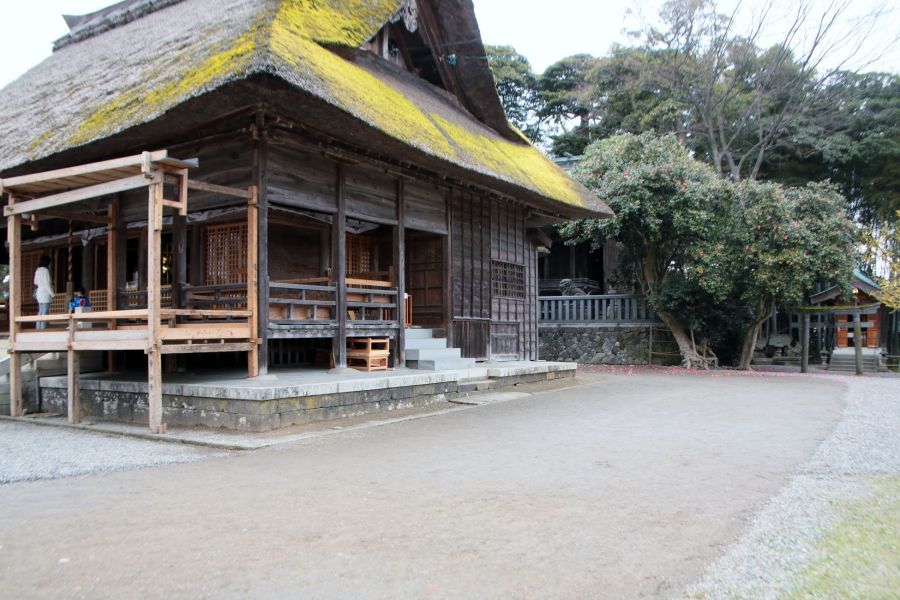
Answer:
[{"left": 539, "top": 294, "right": 657, "bottom": 324}]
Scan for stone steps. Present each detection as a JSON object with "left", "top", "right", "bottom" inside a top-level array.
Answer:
[{"left": 403, "top": 328, "right": 475, "bottom": 370}]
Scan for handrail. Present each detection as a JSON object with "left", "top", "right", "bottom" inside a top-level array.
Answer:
[{"left": 539, "top": 294, "right": 658, "bottom": 324}]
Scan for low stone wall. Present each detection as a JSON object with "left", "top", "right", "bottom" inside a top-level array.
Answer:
[
  {"left": 36, "top": 363, "right": 576, "bottom": 431},
  {"left": 539, "top": 325, "right": 651, "bottom": 365}
]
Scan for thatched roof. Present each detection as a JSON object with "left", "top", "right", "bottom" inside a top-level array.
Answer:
[{"left": 0, "top": 0, "right": 609, "bottom": 216}]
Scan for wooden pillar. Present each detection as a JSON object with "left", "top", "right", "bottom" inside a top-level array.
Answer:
[
  {"left": 107, "top": 202, "right": 119, "bottom": 371},
  {"left": 189, "top": 225, "right": 203, "bottom": 286},
  {"left": 247, "top": 186, "right": 260, "bottom": 378},
  {"left": 114, "top": 195, "right": 127, "bottom": 308},
  {"left": 147, "top": 173, "right": 165, "bottom": 433},
  {"left": 138, "top": 229, "right": 148, "bottom": 293},
  {"left": 333, "top": 163, "right": 348, "bottom": 369},
  {"left": 443, "top": 191, "right": 453, "bottom": 341},
  {"left": 172, "top": 213, "right": 187, "bottom": 309},
  {"left": 253, "top": 116, "right": 270, "bottom": 375},
  {"left": 853, "top": 309, "right": 864, "bottom": 376},
  {"left": 7, "top": 203, "right": 23, "bottom": 417},
  {"left": 393, "top": 179, "right": 406, "bottom": 367},
  {"left": 67, "top": 317, "right": 80, "bottom": 424},
  {"left": 81, "top": 241, "right": 93, "bottom": 291},
  {"left": 800, "top": 313, "right": 810, "bottom": 374}
]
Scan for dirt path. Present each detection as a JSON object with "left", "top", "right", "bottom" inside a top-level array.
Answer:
[{"left": 0, "top": 373, "right": 845, "bottom": 599}]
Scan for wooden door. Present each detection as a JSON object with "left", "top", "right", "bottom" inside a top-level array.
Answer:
[{"left": 406, "top": 232, "right": 444, "bottom": 326}]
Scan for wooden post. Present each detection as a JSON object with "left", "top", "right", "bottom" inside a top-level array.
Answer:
[
  {"left": 114, "top": 195, "right": 127, "bottom": 309},
  {"left": 147, "top": 175, "right": 165, "bottom": 433},
  {"left": 67, "top": 316, "right": 80, "bottom": 424},
  {"left": 7, "top": 203, "right": 23, "bottom": 417},
  {"left": 443, "top": 191, "right": 453, "bottom": 343},
  {"left": 333, "top": 163, "right": 348, "bottom": 369},
  {"left": 853, "top": 309, "right": 864, "bottom": 376},
  {"left": 172, "top": 213, "right": 187, "bottom": 309},
  {"left": 800, "top": 313, "right": 810, "bottom": 374},
  {"left": 107, "top": 201, "right": 119, "bottom": 370},
  {"left": 393, "top": 179, "right": 406, "bottom": 367},
  {"left": 247, "top": 186, "right": 260, "bottom": 378},
  {"left": 138, "top": 229, "right": 148, "bottom": 295},
  {"left": 253, "top": 116, "right": 270, "bottom": 375}
]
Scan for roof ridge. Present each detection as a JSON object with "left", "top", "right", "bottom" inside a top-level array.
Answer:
[{"left": 54, "top": 0, "right": 187, "bottom": 51}]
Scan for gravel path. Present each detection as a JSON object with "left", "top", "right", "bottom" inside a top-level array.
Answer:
[
  {"left": 0, "top": 422, "right": 223, "bottom": 483},
  {"left": 687, "top": 376, "right": 900, "bottom": 599}
]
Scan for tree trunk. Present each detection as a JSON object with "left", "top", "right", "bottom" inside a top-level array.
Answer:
[
  {"left": 657, "top": 311, "right": 711, "bottom": 369},
  {"left": 738, "top": 316, "right": 768, "bottom": 371}
]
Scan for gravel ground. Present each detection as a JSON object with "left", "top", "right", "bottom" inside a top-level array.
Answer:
[
  {"left": 0, "top": 422, "right": 224, "bottom": 483},
  {"left": 687, "top": 376, "right": 900, "bottom": 599}
]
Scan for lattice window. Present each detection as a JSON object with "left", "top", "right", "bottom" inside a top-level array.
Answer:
[
  {"left": 346, "top": 234, "right": 374, "bottom": 275},
  {"left": 204, "top": 223, "right": 247, "bottom": 285},
  {"left": 491, "top": 260, "right": 526, "bottom": 299}
]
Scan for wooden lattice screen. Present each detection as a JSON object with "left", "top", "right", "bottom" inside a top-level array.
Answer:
[
  {"left": 204, "top": 223, "right": 248, "bottom": 285},
  {"left": 491, "top": 260, "right": 526, "bottom": 299},
  {"left": 346, "top": 234, "right": 374, "bottom": 274}
]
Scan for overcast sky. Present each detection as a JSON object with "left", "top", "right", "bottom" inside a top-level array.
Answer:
[{"left": 0, "top": 0, "right": 897, "bottom": 89}]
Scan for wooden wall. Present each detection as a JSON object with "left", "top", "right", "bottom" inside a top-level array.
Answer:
[{"left": 448, "top": 191, "right": 538, "bottom": 361}]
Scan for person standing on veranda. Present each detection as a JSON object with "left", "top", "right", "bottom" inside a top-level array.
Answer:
[{"left": 33, "top": 255, "right": 55, "bottom": 330}]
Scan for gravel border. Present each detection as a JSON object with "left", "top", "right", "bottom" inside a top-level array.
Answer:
[
  {"left": 686, "top": 377, "right": 900, "bottom": 599},
  {"left": 0, "top": 421, "right": 225, "bottom": 484}
]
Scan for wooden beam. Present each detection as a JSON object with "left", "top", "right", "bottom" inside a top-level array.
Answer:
[
  {"left": 172, "top": 211, "right": 187, "bottom": 309},
  {"left": 247, "top": 186, "right": 260, "bottom": 378},
  {"left": 253, "top": 116, "right": 270, "bottom": 375},
  {"left": 7, "top": 199, "right": 23, "bottom": 417},
  {"left": 37, "top": 209, "right": 112, "bottom": 225},
  {"left": 334, "top": 162, "right": 348, "bottom": 369},
  {"left": 443, "top": 191, "right": 453, "bottom": 343},
  {"left": 0, "top": 150, "right": 169, "bottom": 191},
  {"left": 186, "top": 179, "right": 253, "bottom": 199},
  {"left": 394, "top": 178, "right": 406, "bottom": 367},
  {"left": 67, "top": 347, "right": 81, "bottom": 425},
  {"left": 147, "top": 176, "right": 165, "bottom": 433},
  {"left": 162, "top": 342, "right": 257, "bottom": 354},
  {"left": 4, "top": 173, "right": 160, "bottom": 216}
]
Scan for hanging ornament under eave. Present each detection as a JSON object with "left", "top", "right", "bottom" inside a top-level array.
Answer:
[{"left": 390, "top": 0, "right": 418, "bottom": 33}]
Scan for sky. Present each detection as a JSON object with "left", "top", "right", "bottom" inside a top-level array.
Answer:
[{"left": 0, "top": 0, "right": 897, "bottom": 89}]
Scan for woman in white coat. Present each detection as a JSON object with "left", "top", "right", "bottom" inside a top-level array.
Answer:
[{"left": 33, "top": 255, "right": 55, "bottom": 330}]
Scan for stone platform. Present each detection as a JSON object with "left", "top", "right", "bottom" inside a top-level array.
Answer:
[{"left": 37, "top": 362, "right": 575, "bottom": 432}]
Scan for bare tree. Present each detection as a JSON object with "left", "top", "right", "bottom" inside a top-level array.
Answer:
[{"left": 643, "top": 0, "right": 891, "bottom": 181}]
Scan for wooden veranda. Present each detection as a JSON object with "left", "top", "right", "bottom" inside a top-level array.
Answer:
[{"left": 2, "top": 151, "right": 260, "bottom": 433}]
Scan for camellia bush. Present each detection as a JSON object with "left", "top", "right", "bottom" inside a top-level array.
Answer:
[{"left": 563, "top": 133, "right": 856, "bottom": 369}]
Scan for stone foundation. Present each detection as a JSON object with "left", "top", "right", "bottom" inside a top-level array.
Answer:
[
  {"left": 540, "top": 325, "right": 650, "bottom": 365},
  {"left": 37, "top": 362, "right": 575, "bottom": 432}
]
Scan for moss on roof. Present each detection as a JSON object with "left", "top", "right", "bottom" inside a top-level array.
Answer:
[{"left": 3, "top": 0, "right": 598, "bottom": 211}]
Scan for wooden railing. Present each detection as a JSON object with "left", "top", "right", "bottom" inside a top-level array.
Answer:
[
  {"left": 267, "top": 278, "right": 399, "bottom": 325},
  {"left": 347, "top": 285, "right": 397, "bottom": 323},
  {"left": 269, "top": 281, "right": 337, "bottom": 323},
  {"left": 539, "top": 294, "right": 657, "bottom": 324}
]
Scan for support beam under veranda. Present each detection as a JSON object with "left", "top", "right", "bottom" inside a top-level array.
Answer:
[
  {"left": 147, "top": 172, "right": 165, "bottom": 434},
  {"left": 6, "top": 199, "right": 23, "bottom": 417}
]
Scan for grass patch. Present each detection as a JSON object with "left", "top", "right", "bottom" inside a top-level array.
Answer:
[{"left": 785, "top": 477, "right": 900, "bottom": 599}]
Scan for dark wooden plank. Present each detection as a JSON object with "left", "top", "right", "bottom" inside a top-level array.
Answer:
[
  {"left": 334, "top": 162, "right": 348, "bottom": 369},
  {"left": 254, "top": 115, "right": 271, "bottom": 375},
  {"left": 394, "top": 178, "right": 406, "bottom": 366}
]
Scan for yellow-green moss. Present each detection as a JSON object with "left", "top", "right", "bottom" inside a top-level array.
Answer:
[
  {"left": 278, "top": 0, "right": 400, "bottom": 46},
  {"left": 47, "top": 0, "right": 587, "bottom": 210},
  {"left": 68, "top": 28, "right": 257, "bottom": 148},
  {"left": 431, "top": 114, "right": 585, "bottom": 207},
  {"left": 270, "top": 5, "right": 457, "bottom": 158}
]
